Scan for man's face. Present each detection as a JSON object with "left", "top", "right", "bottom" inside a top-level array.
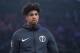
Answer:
[{"left": 25, "top": 10, "right": 39, "bottom": 25}]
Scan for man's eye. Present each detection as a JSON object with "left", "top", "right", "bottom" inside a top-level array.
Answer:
[
  {"left": 30, "top": 14, "right": 34, "bottom": 16},
  {"left": 35, "top": 13, "right": 38, "bottom": 16},
  {"left": 29, "top": 13, "right": 38, "bottom": 16}
]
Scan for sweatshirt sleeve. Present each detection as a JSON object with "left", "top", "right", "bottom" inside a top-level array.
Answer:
[
  {"left": 47, "top": 31, "right": 59, "bottom": 53},
  {"left": 9, "top": 32, "right": 20, "bottom": 53}
]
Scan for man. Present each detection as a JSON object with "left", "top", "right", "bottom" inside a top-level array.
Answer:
[{"left": 10, "top": 2, "right": 59, "bottom": 53}]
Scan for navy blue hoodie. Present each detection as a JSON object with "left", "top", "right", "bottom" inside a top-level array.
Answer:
[{"left": 10, "top": 24, "right": 59, "bottom": 53}]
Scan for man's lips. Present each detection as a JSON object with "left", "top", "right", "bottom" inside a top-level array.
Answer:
[{"left": 32, "top": 20, "right": 36, "bottom": 21}]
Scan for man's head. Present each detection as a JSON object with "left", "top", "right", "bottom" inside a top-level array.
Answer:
[{"left": 22, "top": 3, "right": 40, "bottom": 26}]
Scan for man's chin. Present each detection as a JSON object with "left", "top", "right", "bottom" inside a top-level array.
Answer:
[
  {"left": 32, "top": 22, "right": 37, "bottom": 25},
  {"left": 32, "top": 21, "right": 38, "bottom": 24},
  {"left": 31, "top": 22, "right": 37, "bottom": 25}
]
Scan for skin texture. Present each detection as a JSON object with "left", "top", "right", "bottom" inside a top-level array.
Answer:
[{"left": 25, "top": 10, "right": 39, "bottom": 26}]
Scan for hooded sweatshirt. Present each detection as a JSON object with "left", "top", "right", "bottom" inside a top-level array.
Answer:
[{"left": 10, "top": 24, "right": 59, "bottom": 53}]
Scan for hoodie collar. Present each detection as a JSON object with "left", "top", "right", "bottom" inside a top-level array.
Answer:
[{"left": 22, "top": 24, "right": 40, "bottom": 31}]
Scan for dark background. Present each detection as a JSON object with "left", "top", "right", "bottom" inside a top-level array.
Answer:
[{"left": 0, "top": 0, "right": 80, "bottom": 53}]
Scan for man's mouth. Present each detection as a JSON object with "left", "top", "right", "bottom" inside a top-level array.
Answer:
[
  {"left": 31, "top": 20, "right": 38, "bottom": 24},
  {"left": 32, "top": 20, "right": 37, "bottom": 22}
]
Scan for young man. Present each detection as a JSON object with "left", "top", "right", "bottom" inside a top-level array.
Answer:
[{"left": 10, "top": 2, "right": 59, "bottom": 53}]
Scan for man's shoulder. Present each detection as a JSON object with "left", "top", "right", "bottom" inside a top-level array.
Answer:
[
  {"left": 13, "top": 28, "right": 25, "bottom": 35},
  {"left": 39, "top": 26, "right": 51, "bottom": 33},
  {"left": 11, "top": 28, "right": 25, "bottom": 40}
]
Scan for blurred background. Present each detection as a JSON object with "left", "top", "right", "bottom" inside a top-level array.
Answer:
[{"left": 0, "top": 0, "right": 80, "bottom": 53}]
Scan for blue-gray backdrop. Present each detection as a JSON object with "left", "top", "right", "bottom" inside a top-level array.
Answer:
[{"left": 0, "top": 0, "right": 80, "bottom": 53}]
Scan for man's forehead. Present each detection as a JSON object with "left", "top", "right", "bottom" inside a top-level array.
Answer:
[{"left": 28, "top": 10, "right": 39, "bottom": 14}]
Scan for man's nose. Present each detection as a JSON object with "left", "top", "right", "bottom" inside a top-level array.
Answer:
[{"left": 32, "top": 15, "right": 36, "bottom": 19}]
